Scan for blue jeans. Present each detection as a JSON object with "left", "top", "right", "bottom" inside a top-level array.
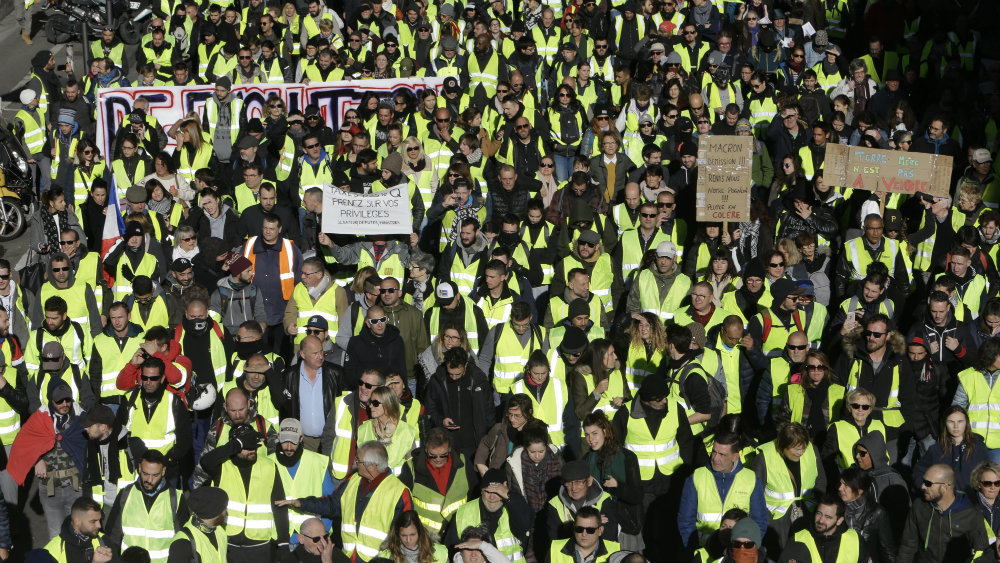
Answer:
[{"left": 553, "top": 153, "right": 575, "bottom": 183}]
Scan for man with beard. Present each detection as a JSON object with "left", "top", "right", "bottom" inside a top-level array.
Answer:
[
  {"left": 200, "top": 421, "right": 291, "bottom": 562},
  {"left": 627, "top": 240, "right": 691, "bottom": 322},
  {"left": 105, "top": 449, "right": 183, "bottom": 561},
  {"left": 210, "top": 255, "right": 267, "bottom": 338},
  {"left": 443, "top": 468, "right": 531, "bottom": 559},
  {"left": 176, "top": 298, "right": 230, "bottom": 457},
  {"left": 269, "top": 418, "right": 336, "bottom": 540},
  {"left": 117, "top": 356, "right": 192, "bottom": 487},
  {"left": 54, "top": 80, "right": 95, "bottom": 138},
  {"left": 9, "top": 379, "right": 89, "bottom": 539},
  {"left": 127, "top": 275, "right": 182, "bottom": 333},
  {"left": 164, "top": 257, "right": 205, "bottom": 302},
  {"left": 43, "top": 497, "right": 113, "bottom": 562},
  {"left": 24, "top": 302, "right": 95, "bottom": 409},
  {"left": 89, "top": 302, "right": 143, "bottom": 406},
  {"left": 344, "top": 149, "right": 380, "bottom": 193},
  {"left": 791, "top": 495, "right": 865, "bottom": 563},
  {"left": 757, "top": 331, "right": 809, "bottom": 426}
]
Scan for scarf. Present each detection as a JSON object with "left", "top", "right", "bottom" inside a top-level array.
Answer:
[
  {"left": 738, "top": 219, "right": 761, "bottom": 259},
  {"left": 521, "top": 448, "right": 559, "bottom": 511},
  {"left": 691, "top": 2, "right": 712, "bottom": 25},
  {"left": 41, "top": 208, "right": 69, "bottom": 249},
  {"left": 147, "top": 197, "right": 173, "bottom": 217},
  {"left": 308, "top": 274, "right": 333, "bottom": 300},
  {"left": 400, "top": 544, "right": 420, "bottom": 563},
  {"left": 853, "top": 78, "right": 873, "bottom": 113}
]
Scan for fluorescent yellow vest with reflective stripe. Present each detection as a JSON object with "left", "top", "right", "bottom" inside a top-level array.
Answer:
[
  {"left": 823, "top": 0, "right": 850, "bottom": 38},
  {"left": 358, "top": 250, "right": 405, "bottom": 286},
  {"left": 111, "top": 159, "right": 146, "bottom": 192},
  {"left": 747, "top": 98, "right": 777, "bottom": 138},
  {"left": 794, "top": 528, "right": 860, "bottom": 563},
  {"left": 221, "top": 456, "right": 278, "bottom": 541},
  {"left": 548, "top": 491, "right": 612, "bottom": 525},
  {"left": 291, "top": 281, "right": 341, "bottom": 346},
  {"left": 454, "top": 501, "right": 524, "bottom": 561},
  {"left": 959, "top": 367, "right": 1000, "bottom": 448},
  {"left": 700, "top": 343, "right": 741, "bottom": 414},
  {"left": 177, "top": 324, "right": 228, "bottom": 389},
  {"left": 330, "top": 392, "right": 355, "bottom": 478},
  {"left": 198, "top": 42, "right": 223, "bottom": 78},
  {"left": 693, "top": 466, "right": 756, "bottom": 541},
  {"left": 562, "top": 253, "right": 614, "bottom": 306},
  {"left": 512, "top": 376, "right": 568, "bottom": 448},
  {"left": 272, "top": 448, "right": 329, "bottom": 535},
  {"left": 113, "top": 252, "right": 158, "bottom": 301},
  {"left": 120, "top": 485, "right": 177, "bottom": 563},
  {"left": 341, "top": 473, "right": 408, "bottom": 561},
  {"left": 51, "top": 136, "right": 81, "bottom": 180},
  {"left": 493, "top": 324, "right": 545, "bottom": 394},
  {"left": 357, "top": 420, "right": 417, "bottom": 475},
  {"left": 786, "top": 383, "right": 844, "bottom": 426},
  {"left": 637, "top": 268, "right": 691, "bottom": 323},
  {"left": 40, "top": 280, "right": 91, "bottom": 333},
  {"left": 549, "top": 295, "right": 603, "bottom": 327},
  {"left": 468, "top": 51, "right": 501, "bottom": 97},
  {"left": 172, "top": 520, "right": 227, "bottom": 561},
  {"left": 758, "top": 440, "right": 818, "bottom": 518},
  {"left": 624, "top": 342, "right": 661, "bottom": 394},
  {"left": 133, "top": 295, "right": 171, "bottom": 333},
  {"left": 624, "top": 400, "right": 683, "bottom": 480},
  {"left": 550, "top": 539, "right": 619, "bottom": 563},
  {"left": 298, "top": 156, "right": 335, "bottom": 201},
  {"left": 205, "top": 98, "right": 243, "bottom": 146},
  {"left": 408, "top": 456, "right": 470, "bottom": 533},
  {"left": 177, "top": 142, "right": 213, "bottom": 182},
  {"left": 73, "top": 161, "right": 107, "bottom": 212},
  {"left": 846, "top": 360, "right": 903, "bottom": 428},
  {"left": 476, "top": 294, "right": 515, "bottom": 330},
  {"left": 844, "top": 237, "right": 904, "bottom": 281},
  {"left": 612, "top": 204, "right": 640, "bottom": 235},
  {"left": 532, "top": 26, "right": 562, "bottom": 63},
  {"left": 831, "top": 419, "right": 885, "bottom": 470},
  {"left": 580, "top": 369, "right": 627, "bottom": 416},
  {"left": 92, "top": 333, "right": 142, "bottom": 398},
  {"left": 17, "top": 108, "right": 46, "bottom": 155},
  {"left": 44, "top": 535, "right": 101, "bottom": 563},
  {"left": 120, "top": 394, "right": 178, "bottom": 491},
  {"left": 0, "top": 353, "right": 20, "bottom": 445},
  {"left": 620, "top": 228, "right": 673, "bottom": 272}
]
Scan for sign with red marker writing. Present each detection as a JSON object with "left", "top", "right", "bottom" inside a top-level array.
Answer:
[
  {"left": 823, "top": 144, "right": 953, "bottom": 197},
  {"left": 695, "top": 135, "right": 753, "bottom": 222}
]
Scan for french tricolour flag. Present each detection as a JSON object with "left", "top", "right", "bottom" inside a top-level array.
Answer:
[{"left": 100, "top": 177, "right": 125, "bottom": 286}]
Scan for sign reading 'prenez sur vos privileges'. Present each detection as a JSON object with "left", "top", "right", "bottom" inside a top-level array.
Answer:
[
  {"left": 695, "top": 135, "right": 753, "bottom": 222},
  {"left": 322, "top": 184, "right": 413, "bottom": 235}
]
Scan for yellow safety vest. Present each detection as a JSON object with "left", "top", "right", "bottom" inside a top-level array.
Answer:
[
  {"left": 692, "top": 465, "right": 757, "bottom": 541},
  {"left": 220, "top": 457, "right": 278, "bottom": 541},
  {"left": 407, "top": 455, "right": 471, "bottom": 533},
  {"left": 91, "top": 332, "right": 143, "bottom": 398},
  {"left": 794, "top": 528, "right": 860, "bottom": 563},
  {"left": 623, "top": 400, "right": 684, "bottom": 480},
  {"left": 637, "top": 269, "right": 692, "bottom": 323},
  {"left": 291, "top": 281, "right": 341, "bottom": 345},
  {"left": 830, "top": 419, "right": 885, "bottom": 470},
  {"left": 959, "top": 367, "right": 1000, "bottom": 448},
  {"left": 272, "top": 448, "right": 330, "bottom": 534},
  {"left": 624, "top": 342, "right": 662, "bottom": 394},
  {"left": 428, "top": 297, "right": 481, "bottom": 353},
  {"left": 171, "top": 520, "right": 227, "bottom": 562},
  {"left": 758, "top": 440, "right": 818, "bottom": 518},
  {"left": 454, "top": 502, "right": 524, "bottom": 561},
  {"left": 119, "top": 484, "right": 178, "bottom": 563},
  {"left": 512, "top": 376, "right": 569, "bottom": 448},
  {"left": 340, "top": 473, "right": 409, "bottom": 561},
  {"left": 845, "top": 360, "right": 904, "bottom": 428}
]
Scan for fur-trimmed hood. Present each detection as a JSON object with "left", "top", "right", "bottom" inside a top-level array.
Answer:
[{"left": 842, "top": 326, "right": 906, "bottom": 360}]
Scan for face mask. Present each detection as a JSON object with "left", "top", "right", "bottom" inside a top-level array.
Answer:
[
  {"left": 184, "top": 317, "right": 208, "bottom": 334},
  {"left": 498, "top": 232, "right": 519, "bottom": 248},
  {"left": 236, "top": 340, "right": 263, "bottom": 361},
  {"left": 731, "top": 546, "right": 757, "bottom": 563}
]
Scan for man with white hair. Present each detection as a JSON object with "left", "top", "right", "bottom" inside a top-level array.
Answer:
[{"left": 278, "top": 441, "right": 413, "bottom": 562}]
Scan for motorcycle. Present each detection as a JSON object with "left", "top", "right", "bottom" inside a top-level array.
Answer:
[
  {"left": 0, "top": 123, "right": 38, "bottom": 242},
  {"left": 44, "top": 0, "right": 152, "bottom": 45}
]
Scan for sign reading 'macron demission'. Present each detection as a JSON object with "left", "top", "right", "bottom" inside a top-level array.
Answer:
[
  {"left": 824, "top": 144, "right": 953, "bottom": 197},
  {"left": 696, "top": 135, "right": 753, "bottom": 222}
]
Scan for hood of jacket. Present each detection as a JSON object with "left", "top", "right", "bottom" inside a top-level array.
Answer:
[
  {"left": 856, "top": 431, "right": 891, "bottom": 471},
  {"left": 842, "top": 326, "right": 905, "bottom": 360},
  {"left": 557, "top": 479, "right": 608, "bottom": 511}
]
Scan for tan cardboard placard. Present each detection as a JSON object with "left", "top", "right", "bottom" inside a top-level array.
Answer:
[
  {"left": 823, "top": 144, "right": 953, "bottom": 197},
  {"left": 695, "top": 135, "right": 753, "bottom": 222}
]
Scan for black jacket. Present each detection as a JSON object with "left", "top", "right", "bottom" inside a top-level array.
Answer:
[
  {"left": 278, "top": 362, "right": 343, "bottom": 424},
  {"left": 844, "top": 494, "right": 897, "bottom": 563},
  {"left": 898, "top": 493, "right": 997, "bottom": 563},
  {"left": 424, "top": 362, "right": 495, "bottom": 445},
  {"left": 344, "top": 324, "right": 408, "bottom": 389}
]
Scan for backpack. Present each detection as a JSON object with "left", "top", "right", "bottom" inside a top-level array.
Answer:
[{"left": 760, "top": 308, "right": 804, "bottom": 344}]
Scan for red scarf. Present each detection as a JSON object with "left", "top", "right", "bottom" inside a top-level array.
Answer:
[{"left": 427, "top": 456, "right": 453, "bottom": 494}]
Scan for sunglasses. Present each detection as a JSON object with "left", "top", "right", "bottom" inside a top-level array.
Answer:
[
  {"left": 426, "top": 452, "right": 451, "bottom": 460},
  {"left": 140, "top": 375, "right": 163, "bottom": 381},
  {"left": 574, "top": 526, "right": 599, "bottom": 534},
  {"left": 667, "top": 114, "right": 679, "bottom": 119},
  {"left": 407, "top": 146, "right": 420, "bottom": 152},
  {"left": 515, "top": 123, "right": 531, "bottom": 129},
  {"left": 369, "top": 399, "right": 382, "bottom": 407},
  {"left": 732, "top": 540, "right": 756, "bottom": 549},
  {"left": 641, "top": 213, "right": 658, "bottom": 218},
  {"left": 51, "top": 267, "right": 70, "bottom": 273},
  {"left": 806, "top": 364, "right": 825, "bottom": 371},
  {"left": 122, "top": 145, "right": 136, "bottom": 150},
  {"left": 786, "top": 344, "right": 808, "bottom": 351},
  {"left": 922, "top": 479, "right": 945, "bottom": 487},
  {"left": 368, "top": 316, "right": 388, "bottom": 325},
  {"left": 360, "top": 380, "right": 377, "bottom": 389},
  {"left": 54, "top": 397, "right": 73, "bottom": 405},
  {"left": 304, "top": 535, "right": 324, "bottom": 543},
  {"left": 769, "top": 262, "right": 785, "bottom": 268},
  {"left": 862, "top": 330, "right": 885, "bottom": 338},
  {"left": 579, "top": 241, "right": 596, "bottom": 248},
  {"left": 850, "top": 403, "right": 871, "bottom": 411},
  {"left": 380, "top": 288, "right": 397, "bottom": 294},
  {"left": 540, "top": 163, "right": 554, "bottom": 168},
  {"left": 60, "top": 240, "right": 77, "bottom": 245},
  {"left": 595, "top": 116, "right": 609, "bottom": 121},
  {"left": 0, "top": 274, "right": 9, "bottom": 280},
  {"left": 983, "top": 480, "right": 1000, "bottom": 488},
  {"left": 82, "top": 150, "right": 94, "bottom": 155},
  {"left": 306, "top": 328, "right": 325, "bottom": 335},
  {"left": 304, "top": 143, "right": 321, "bottom": 149},
  {"left": 435, "top": 117, "right": 450, "bottom": 123},
  {"left": 238, "top": 55, "right": 252, "bottom": 59}
]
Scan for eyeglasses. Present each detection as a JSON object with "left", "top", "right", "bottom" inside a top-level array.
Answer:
[
  {"left": 369, "top": 399, "right": 382, "bottom": 407},
  {"left": 140, "top": 375, "right": 163, "bottom": 381},
  {"left": 982, "top": 480, "right": 1000, "bottom": 488},
  {"left": 427, "top": 452, "right": 451, "bottom": 459},
  {"left": 59, "top": 240, "right": 77, "bottom": 246},
  {"left": 306, "top": 328, "right": 325, "bottom": 335},
  {"left": 359, "top": 380, "right": 377, "bottom": 389},
  {"left": 862, "top": 330, "right": 885, "bottom": 338},
  {"left": 304, "top": 143, "right": 321, "bottom": 149},
  {"left": 380, "top": 288, "right": 397, "bottom": 294},
  {"left": 368, "top": 316, "right": 388, "bottom": 325},
  {"left": 574, "top": 526, "right": 598, "bottom": 534},
  {"left": 786, "top": 344, "right": 808, "bottom": 351},
  {"left": 850, "top": 403, "right": 871, "bottom": 411},
  {"left": 540, "top": 163, "right": 554, "bottom": 168},
  {"left": 768, "top": 262, "right": 785, "bottom": 268},
  {"left": 51, "top": 267, "right": 70, "bottom": 273},
  {"left": 732, "top": 540, "right": 756, "bottom": 549}
]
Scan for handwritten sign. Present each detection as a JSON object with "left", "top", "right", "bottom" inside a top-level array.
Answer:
[
  {"left": 695, "top": 136, "right": 753, "bottom": 222},
  {"left": 823, "top": 144, "right": 953, "bottom": 197},
  {"left": 322, "top": 184, "right": 413, "bottom": 235}
]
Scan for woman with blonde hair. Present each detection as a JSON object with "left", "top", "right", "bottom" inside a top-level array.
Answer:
[
  {"left": 955, "top": 180, "right": 987, "bottom": 228},
  {"left": 971, "top": 461, "right": 1000, "bottom": 533},
  {"left": 399, "top": 136, "right": 435, "bottom": 214},
  {"left": 822, "top": 387, "right": 885, "bottom": 471},
  {"left": 349, "top": 266, "right": 380, "bottom": 304},
  {"left": 380, "top": 510, "right": 449, "bottom": 563},
  {"left": 172, "top": 118, "right": 214, "bottom": 183},
  {"left": 622, "top": 312, "right": 665, "bottom": 394},
  {"left": 357, "top": 386, "right": 418, "bottom": 474}
]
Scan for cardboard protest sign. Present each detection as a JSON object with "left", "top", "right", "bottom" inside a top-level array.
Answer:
[
  {"left": 695, "top": 135, "right": 753, "bottom": 222},
  {"left": 322, "top": 185, "right": 412, "bottom": 235},
  {"left": 823, "top": 144, "right": 953, "bottom": 197}
]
